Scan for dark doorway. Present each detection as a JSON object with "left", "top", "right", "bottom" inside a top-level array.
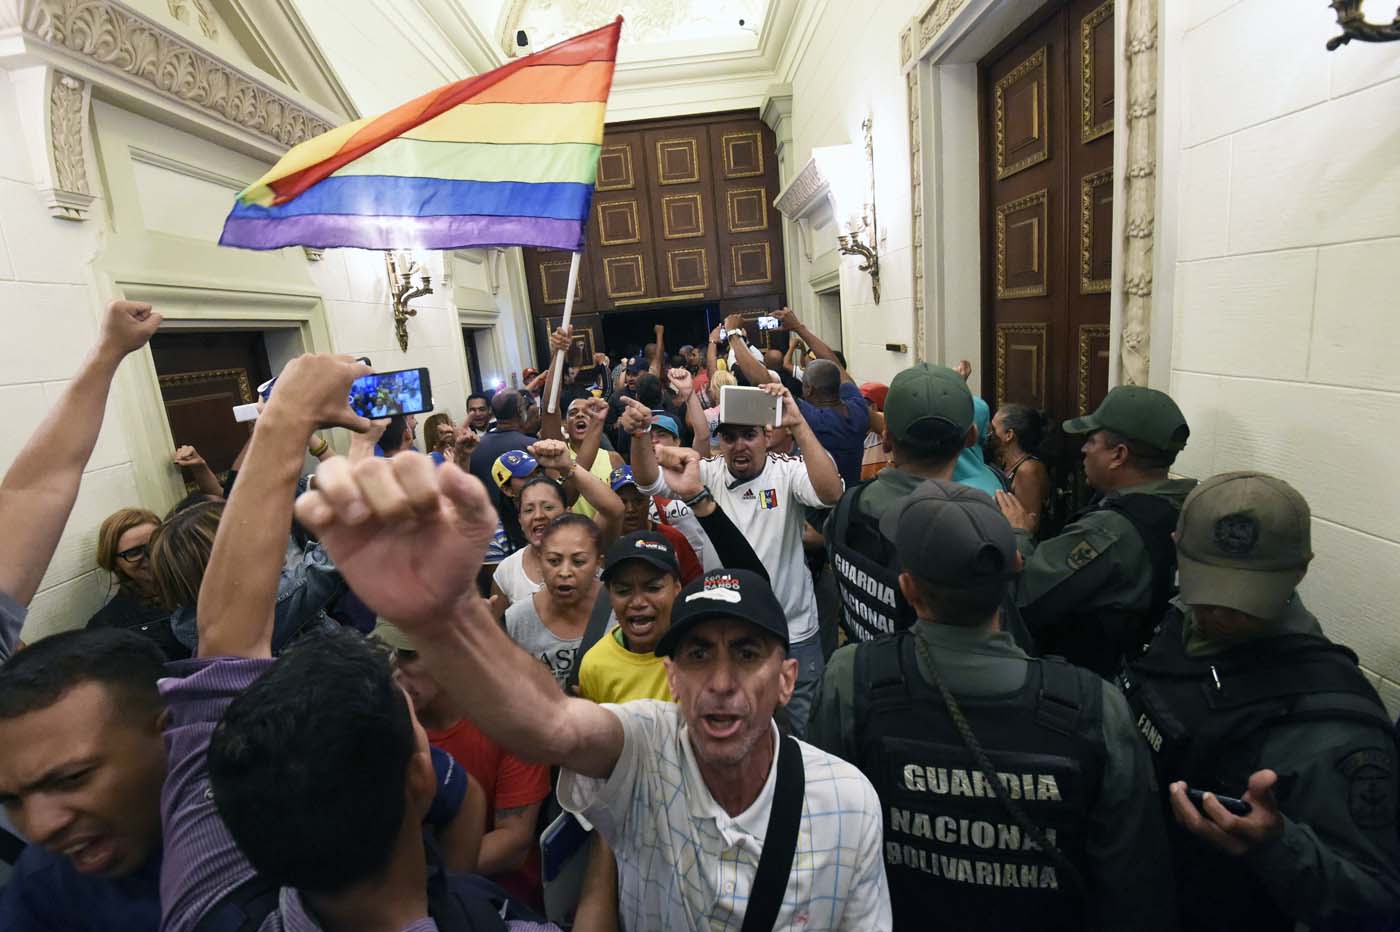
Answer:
[
  {"left": 599, "top": 303, "right": 718, "bottom": 365},
  {"left": 461, "top": 327, "right": 485, "bottom": 395},
  {"left": 150, "top": 330, "right": 273, "bottom": 479}
]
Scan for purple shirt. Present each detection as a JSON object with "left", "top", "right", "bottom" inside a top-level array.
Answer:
[{"left": 156, "top": 657, "right": 441, "bottom": 932}]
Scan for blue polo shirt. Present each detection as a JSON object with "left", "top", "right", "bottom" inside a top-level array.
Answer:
[{"left": 797, "top": 381, "right": 870, "bottom": 488}]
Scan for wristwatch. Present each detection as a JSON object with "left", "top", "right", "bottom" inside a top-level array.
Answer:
[{"left": 682, "top": 487, "right": 713, "bottom": 509}]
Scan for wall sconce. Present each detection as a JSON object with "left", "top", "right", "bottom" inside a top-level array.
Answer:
[
  {"left": 385, "top": 251, "right": 433, "bottom": 352},
  {"left": 814, "top": 118, "right": 881, "bottom": 303},
  {"left": 1328, "top": 1, "right": 1400, "bottom": 49}
]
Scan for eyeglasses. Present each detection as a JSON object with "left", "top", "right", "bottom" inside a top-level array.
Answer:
[{"left": 116, "top": 544, "right": 148, "bottom": 563}]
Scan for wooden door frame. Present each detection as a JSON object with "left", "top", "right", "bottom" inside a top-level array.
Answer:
[
  {"left": 901, "top": 0, "right": 1147, "bottom": 392},
  {"left": 105, "top": 278, "right": 332, "bottom": 511}
]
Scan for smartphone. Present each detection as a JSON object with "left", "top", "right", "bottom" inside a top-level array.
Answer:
[
  {"left": 233, "top": 357, "right": 378, "bottom": 423},
  {"left": 1186, "top": 787, "right": 1252, "bottom": 817},
  {"left": 719, "top": 384, "right": 782, "bottom": 428},
  {"left": 756, "top": 315, "right": 779, "bottom": 330},
  {"left": 348, "top": 367, "right": 433, "bottom": 418}
]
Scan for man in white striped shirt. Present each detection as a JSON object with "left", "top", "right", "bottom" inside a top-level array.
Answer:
[{"left": 296, "top": 452, "right": 890, "bottom": 932}]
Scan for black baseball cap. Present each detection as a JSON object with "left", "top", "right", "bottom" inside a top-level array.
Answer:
[
  {"left": 602, "top": 530, "right": 680, "bottom": 583},
  {"left": 654, "top": 569, "right": 789, "bottom": 657},
  {"left": 879, "top": 478, "right": 1020, "bottom": 588}
]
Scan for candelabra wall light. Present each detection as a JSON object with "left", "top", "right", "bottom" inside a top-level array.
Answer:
[
  {"left": 1328, "top": 1, "right": 1400, "bottom": 49},
  {"left": 386, "top": 251, "right": 433, "bottom": 352},
  {"left": 817, "top": 117, "right": 881, "bottom": 304}
]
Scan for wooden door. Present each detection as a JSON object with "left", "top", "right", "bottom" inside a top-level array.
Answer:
[
  {"left": 980, "top": 0, "right": 1114, "bottom": 511},
  {"left": 150, "top": 331, "right": 273, "bottom": 478},
  {"left": 644, "top": 123, "right": 722, "bottom": 303}
]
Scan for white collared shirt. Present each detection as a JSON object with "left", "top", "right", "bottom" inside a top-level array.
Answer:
[{"left": 558, "top": 700, "right": 891, "bottom": 931}]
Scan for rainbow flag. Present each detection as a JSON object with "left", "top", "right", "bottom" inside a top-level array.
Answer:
[{"left": 218, "top": 18, "right": 621, "bottom": 253}]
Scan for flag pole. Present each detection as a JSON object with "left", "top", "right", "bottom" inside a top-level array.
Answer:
[{"left": 545, "top": 250, "right": 582, "bottom": 414}]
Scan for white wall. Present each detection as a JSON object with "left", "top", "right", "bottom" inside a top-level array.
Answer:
[
  {"left": 1, "top": 87, "right": 532, "bottom": 645},
  {"left": 1162, "top": 0, "right": 1400, "bottom": 711},
  {"left": 786, "top": 0, "right": 925, "bottom": 384}
]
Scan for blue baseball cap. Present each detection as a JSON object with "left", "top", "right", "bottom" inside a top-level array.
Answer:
[
  {"left": 651, "top": 414, "right": 681, "bottom": 438},
  {"left": 491, "top": 449, "right": 538, "bottom": 489},
  {"left": 609, "top": 465, "right": 638, "bottom": 491}
]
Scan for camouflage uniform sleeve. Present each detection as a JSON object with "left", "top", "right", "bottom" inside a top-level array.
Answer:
[
  {"left": 1089, "top": 684, "right": 1180, "bottom": 931},
  {"left": 1242, "top": 722, "right": 1400, "bottom": 924},
  {"left": 1013, "top": 512, "right": 1133, "bottom": 633},
  {"left": 806, "top": 642, "right": 860, "bottom": 765}
]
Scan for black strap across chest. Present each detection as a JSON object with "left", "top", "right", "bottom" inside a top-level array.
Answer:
[{"left": 740, "top": 734, "right": 806, "bottom": 932}]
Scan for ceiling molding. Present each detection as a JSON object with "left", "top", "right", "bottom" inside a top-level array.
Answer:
[
  {"left": 776, "top": 0, "right": 829, "bottom": 83},
  {"left": 0, "top": 0, "right": 340, "bottom": 163},
  {"left": 414, "top": 0, "right": 505, "bottom": 75},
  {"left": 217, "top": 0, "right": 360, "bottom": 119}
]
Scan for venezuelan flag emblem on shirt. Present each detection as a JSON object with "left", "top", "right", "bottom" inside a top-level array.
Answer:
[{"left": 218, "top": 18, "right": 622, "bottom": 253}]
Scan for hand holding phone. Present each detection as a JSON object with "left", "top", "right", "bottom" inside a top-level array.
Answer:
[
  {"left": 1186, "top": 787, "right": 1252, "bottom": 817},
  {"left": 756, "top": 315, "right": 779, "bottom": 331},
  {"left": 347, "top": 367, "right": 433, "bottom": 418}
]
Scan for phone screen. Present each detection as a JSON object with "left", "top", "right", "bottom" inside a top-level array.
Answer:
[
  {"left": 757, "top": 315, "right": 779, "bottom": 330},
  {"left": 349, "top": 368, "right": 432, "bottom": 418}
]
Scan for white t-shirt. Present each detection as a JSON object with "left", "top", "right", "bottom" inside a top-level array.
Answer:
[
  {"left": 642, "top": 453, "right": 833, "bottom": 643},
  {"left": 558, "top": 700, "right": 891, "bottom": 932},
  {"left": 649, "top": 496, "right": 721, "bottom": 572},
  {"left": 492, "top": 548, "right": 543, "bottom": 605}
]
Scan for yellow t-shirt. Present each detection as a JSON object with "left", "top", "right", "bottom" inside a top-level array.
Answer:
[
  {"left": 577, "top": 627, "right": 673, "bottom": 704},
  {"left": 569, "top": 447, "right": 617, "bottom": 520}
]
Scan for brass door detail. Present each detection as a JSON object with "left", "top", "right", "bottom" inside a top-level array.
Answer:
[
  {"left": 655, "top": 138, "right": 700, "bottom": 185},
  {"left": 1077, "top": 324, "right": 1110, "bottom": 414},
  {"left": 596, "top": 144, "right": 635, "bottom": 191},
  {"left": 1079, "top": 168, "right": 1112, "bottom": 294},
  {"left": 720, "top": 131, "right": 765, "bottom": 178},
  {"left": 661, "top": 193, "right": 705, "bottom": 239},
  {"left": 994, "top": 322, "right": 1049, "bottom": 408},
  {"left": 996, "top": 189, "right": 1050, "bottom": 299},
  {"left": 994, "top": 46, "right": 1049, "bottom": 180},
  {"left": 1080, "top": 1, "right": 1114, "bottom": 143},
  {"left": 666, "top": 248, "right": 710, "bottom": 292}
]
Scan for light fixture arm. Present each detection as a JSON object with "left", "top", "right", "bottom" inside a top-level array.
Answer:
[
  {"left": 835, "top": 116, "right": 881, "bottom": 304},
  {"left": 386, "top": 252, "right": 434, "bottom": 352},
  {"left": 1328, "top": 0, "right": 1400, "bottom": 49}
]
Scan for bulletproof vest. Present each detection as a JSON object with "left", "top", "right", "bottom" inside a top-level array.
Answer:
[
  {"left": 853, "top": 633, "right": 1105, "bottom": 931},
  {"left": 825, "top": 482, "right": 915, "bottom": 642},
  {"left": 1042, "top": 492, "right": 1180, "bottom": 678},
  {"left": 827, "top": 482, "right": 1039, "bottom": 654},
  {"left": 1120, "top": 608, "right": 1395, "bottom": 932}
]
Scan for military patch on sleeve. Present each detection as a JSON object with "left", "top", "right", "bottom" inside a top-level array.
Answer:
[
  {"left": 1066, "top": 540, "right": 1101, "bottom": 570},
  {"left": 1337, "top": 748, "right": 1395, "bottom": 830}
]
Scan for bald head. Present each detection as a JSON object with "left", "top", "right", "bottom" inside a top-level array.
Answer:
[
  {"left": 763, "top": 349, "right": 784, "bottom": 370},
  {"left": 803, "top": 358, "right": 841, "bottom": 399}
]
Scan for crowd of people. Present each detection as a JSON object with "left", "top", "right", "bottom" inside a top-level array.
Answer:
[{"left": 0, "top": 298, "right": 1395, "bottom": 932}]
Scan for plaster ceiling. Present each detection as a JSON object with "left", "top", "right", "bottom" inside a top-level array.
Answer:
[{"left": 460, "top": 0, "right": 770, "bottom": 58}]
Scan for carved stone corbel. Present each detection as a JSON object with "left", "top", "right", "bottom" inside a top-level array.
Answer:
[{"left": 8, "top": 65, "right": 96, "bottom": 221}]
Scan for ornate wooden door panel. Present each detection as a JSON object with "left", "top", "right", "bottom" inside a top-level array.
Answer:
[
  {"left": 709, "top": 119, "right": 785, "bottom": 300},
  {"left": 980, "top": 0, "right": 1113, "bottom": 420},
  {"left": 526, "top": 247, "right": 595, "bottom": 318},
  {"left": 591, "top": 131, "right": 654, "bottom": 308},
  {"left": 643, "top": 125, "right": 722, "bottom": 302}
]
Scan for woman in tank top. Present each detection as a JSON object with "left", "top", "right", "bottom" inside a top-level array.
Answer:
[
  {"left": 987, "top": 402, "right": 1053, "bottom": 535},
  {"left": 502, "top": 514, "right": 603, "bottom": 690}
]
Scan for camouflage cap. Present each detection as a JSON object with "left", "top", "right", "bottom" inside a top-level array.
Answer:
[
  {"left": 1176, "top": 471, "right": 1312, "bottom": 620},
  {"left": 1062, "top": 386, "right": 1189, "bottom": 452}
]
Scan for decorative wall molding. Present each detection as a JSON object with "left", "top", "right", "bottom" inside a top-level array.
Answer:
[
  {"left": 900, "top": 0, "right": 969, "bottom": 67},
  {"left": 773, "top": 155, "right": 833, "bottom": 263},
  {"left": 1119, "top": 0, "right": 1157, "bottom": 387},
  {"left": 8, "top": 65, "right": 96, "bottom": 219},
  {"left": 3, "top": 0, "right": 335, "bottom": 154},
  {"left": 906, "top": 65, "right": 925, "bottom": 362}
]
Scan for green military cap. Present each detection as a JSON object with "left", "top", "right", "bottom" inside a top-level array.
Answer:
[
  {"left": 1176, "top": 471, "right": 1312, "bottom": 620},
  {"left": 884, "top": 363, "right": 974, "bottom": 447},
  {"left": 879, "top": 478, "right": 1019, "bottom": 589},
  {"left": 1062, "top": 386, "right": 1190, "bottom": 451},
  {"left": 371, "top": 617, "right": 416, "bottom": 651}
]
